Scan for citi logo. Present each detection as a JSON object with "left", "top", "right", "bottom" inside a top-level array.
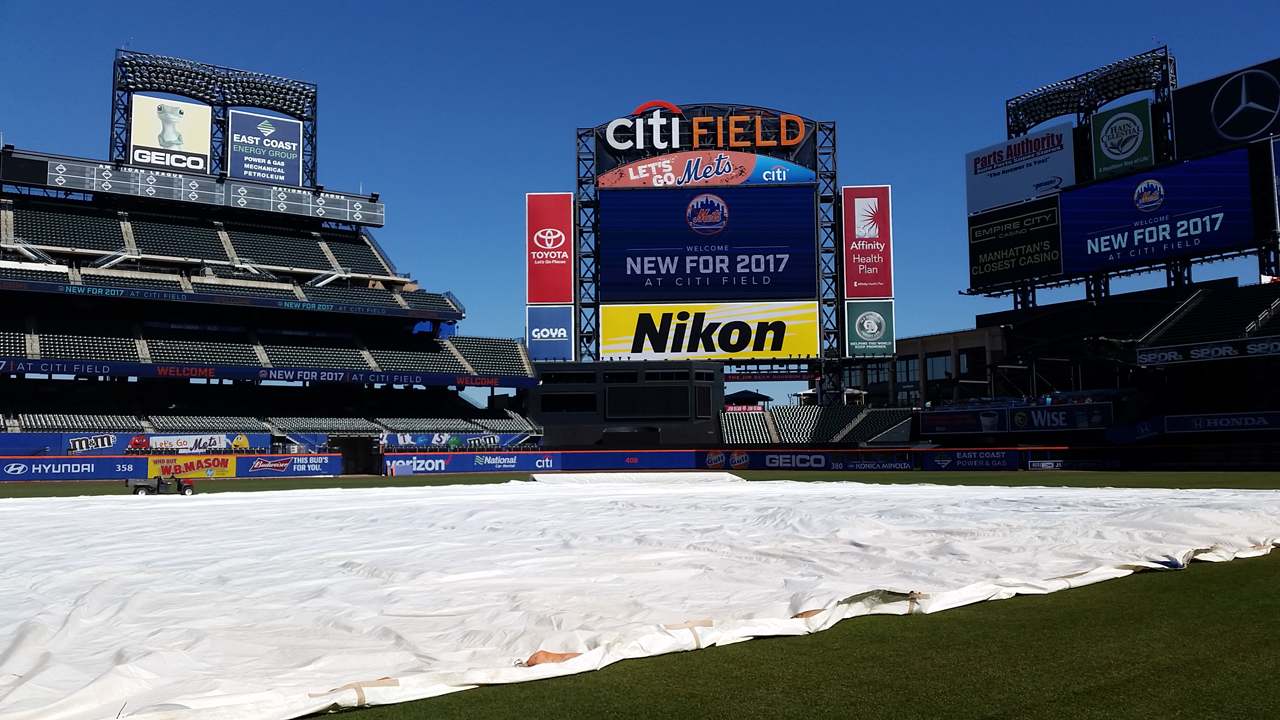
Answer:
[
  {"left": 761, "top": 166, "right": 788, "bottom": 181},
  {"left": 631, "top": 311, "right": 786, "bottom": 354},
  {"left": 531, "top": 327, "right": 569, "bottom": 339},
  {"left": 535, "top": 455, "right": 555, "bottom": 469},
  {"left": 533, "top": 228, "right": 566, "bottom": 250},
  {"left": 4, "top": 463, "right": 27, "bottom": 475}
]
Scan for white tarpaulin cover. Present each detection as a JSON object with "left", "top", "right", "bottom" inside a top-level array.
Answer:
[{"left": 0, "top": 479, "right": 1277, "bottom": 720}]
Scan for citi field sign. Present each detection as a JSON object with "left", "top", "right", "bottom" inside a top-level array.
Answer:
[{"left": 592, "top": 101, "right": 820, "bottom": 179}]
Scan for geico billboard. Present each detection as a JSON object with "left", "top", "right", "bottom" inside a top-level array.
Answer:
[
  {"left": 129, "top": 95, "right": 212, "bottom": 173},
  {"left": 600, "top": 301, "right": 819, "bottom": 360}
]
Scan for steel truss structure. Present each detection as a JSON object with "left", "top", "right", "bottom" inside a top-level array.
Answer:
[
  {"left": 110, "top": 50, "right": 318, "bottom": 186},
  {"left": 572, "top": 118, "right": 841, "bottom": 388}
]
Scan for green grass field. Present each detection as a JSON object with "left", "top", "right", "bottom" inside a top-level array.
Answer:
[{"left": 4, "top": 470, "right": 1278, "bottom": 718}]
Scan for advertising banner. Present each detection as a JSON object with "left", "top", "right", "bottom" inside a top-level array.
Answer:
[
  {"left": 1092, "top": 99, "right": 1154, "bottom": 179},
  {"left": 1165, "top": 411, "right": 1280, "bottom": 433},
  {"left": 236, "top": 454, "right": 339, "bottom": 476},
  {"left": 599, "top": 301, "right": 820, "bottom": 360},
  {"left": 920, "top": 408, "right": 1009, "bottom": 434},
  {"left": 1172, "top": 56, "right": 1280, "bottom": 158},
  {"left": 0, "top": 457, "right": 145, "bottom": 482},
  {"left": 598, "top": 151, "right": 815, "bottom": 189},
  {"left": 842, "top": 186, "right": 894, "bottom": 299},
  {"left": 381, "top": 433, "right": 528, "bottom": 448},
  {"left": 968, "top": 196, "right": 1063, "bottom": 289},
  {"left": 965, "top": 121, "right": 1075, "bottom": 214},
  {"left": 63, "top": 432, "right": 266, "bottom": 455},
  {"left": 597, "top": 186, "right": 818, "bottom": 303},
  {"left": 1059, "top": 149, "right": 1255, "bottom": 275},
  {"left": 227, "top": 110, "right": 303, "bottom": 186},
  {"left": 147, "top": 455, "right": 236, "bottom": 479},
  {"left": 527, "top": 193, "right": 575, "bottom": 304},
  {"left": 922, "top": 449, "right": 1018, "bottom": 471},
  {"left": 526, "top": 304, "right": 575, "bottom": 361},
  {"left": 1008, "top": 403, "right": 1112, "bottom": 431},
  {"left": 561, "top": 451, "right": 696, "bottom": 471},
  {"left": 1138, "top": 334, "right": 1280, "bottom": 365},
  {"left": 129, "top": 95, "right": 212, "bottom": 173},
  {"left": 844, "top": 299, "right": 895, "bottom": 357},
  {"left": 385, "top": 452, "right": 560, "bottom": 475},
  {"left": 0, "top": 358, "right": 536, "bottom": 389}
]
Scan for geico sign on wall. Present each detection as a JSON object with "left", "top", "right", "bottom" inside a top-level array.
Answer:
[
  {"left": 129, "top": 95, "right": 212, "bottom": 172},
  {"left": 527, "top": 193, "right": 574, "bottom": 304},
  {"left": 600, "top": 301, "right": 819, "bottom": 360}
]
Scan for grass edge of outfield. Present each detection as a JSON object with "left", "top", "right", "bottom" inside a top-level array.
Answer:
[{"left": 0, "top": 469, "right": 1278, "bottom": 497}]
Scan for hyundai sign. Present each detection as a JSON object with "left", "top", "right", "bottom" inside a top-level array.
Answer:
[
  {"left": 526, "top": 304, "right": 575, "bottom": 361},
  {"left": 1059, "top": 149, "right": 1255, "bottom": 275},
  {"left": 597, "top": 186, "right": 818, "bottom": 302},
  {"left": 227, "top": 110, "right": 303, "bottom": 186}
]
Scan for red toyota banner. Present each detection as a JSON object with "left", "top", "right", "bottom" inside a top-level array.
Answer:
[
  {"left": 842, "top": 186, "right": 893, "bottom": 299},
  {"left": 527, "top": 193, "right": 575, "bottom": 304}
]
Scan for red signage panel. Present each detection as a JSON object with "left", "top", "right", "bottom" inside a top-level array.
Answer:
[
  {"left": 527, "top": 193, "right": 575, "bottom": 304},
  {"left": 842, "top": 186, "right": 893, "bottom": 299}
]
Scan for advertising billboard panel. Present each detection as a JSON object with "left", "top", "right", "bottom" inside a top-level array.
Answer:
[
  {"left": 1172, "top": 56, "right": 1280, "bottom": 158},
  {"left": 920, "top": 408, "right": 1009, "bottom": 434},
  {"left": 129, "top": 95, "right": 212, "bottom": 173},
  {"left": 227, "top": 110, "right": 303, "bottom": 186},
  {"left": 526, "top": 193, "right": 575, "bottom": 304},
  {"left": 968, "top": 196, "right": 1063, "bottom": 289},
  {"left": 1092, "top": 99, "right": 1154, "bottom": 179},
  {"left": 600, "top": 301, "right": 819, "bottom": 360},
  {"left": 526, "top": 304, "right": 575, "bottom": 361},
  {"left": 598, "top": 151, "right": 815, "bottom": 189},
  {"left": 841, "top": 186, "right": 893, "bottom": 299},
  {"left": 844, "top": 300, "right": 895, "bottom": 357},
  {"left": 1059, "top": 149, "right": 1255, "bottom": 275},
  {"left": 964, "top": 120, "right": 1075, "bottom": 214},
  {"left": 597, "top": 186, "right": 817, "bottom": 303}
]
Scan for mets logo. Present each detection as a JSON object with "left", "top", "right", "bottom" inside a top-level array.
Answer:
[
  {"left": 1134, "top": 179, "right": 1164, "bottom": 212},
  {"left": 686, "top": 193, "right": 728, "bottom": 235}
]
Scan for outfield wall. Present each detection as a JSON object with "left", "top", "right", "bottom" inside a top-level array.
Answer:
[
  {"left": 383, "top": 448, "right": 1016, "bottom": 475},
  {"left": 0, "top": 454, "right": 340, "bottom": 481}
]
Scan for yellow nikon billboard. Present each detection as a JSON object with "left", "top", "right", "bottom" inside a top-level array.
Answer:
[{"left": 600, "top": 301, "right": 819, "bottom": 360}]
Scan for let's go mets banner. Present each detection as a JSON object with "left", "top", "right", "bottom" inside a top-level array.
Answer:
[{"left": 600, "top": 301, "right": 819, "bottom": 360}]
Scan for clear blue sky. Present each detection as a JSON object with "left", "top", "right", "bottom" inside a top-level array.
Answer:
[{"left": 1, "top": 1, "right": 1275, "bottom": 389}]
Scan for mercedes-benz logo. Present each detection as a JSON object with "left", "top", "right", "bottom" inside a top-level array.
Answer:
[
  {"left": 1211, "top": 69, "right": 1280, "bottom": 140},
  {"left": 533, "top": 228, "right": 566, "bottom": 250}
]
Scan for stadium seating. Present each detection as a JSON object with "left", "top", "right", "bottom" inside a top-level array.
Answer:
[
  {"left": 842, "top": 408, "right": 914, "bottom": 443},
  {"left": 81, "top": 272, "right": 184, "bottom": 291},
  {"left": 39, "top": 334, "right": 139, "bottom": 362},
  {"left": 367, "top": 338, "right": 469, "bottom": 374},
  {"left": 812, "top": 406, "right": 863, "bottom": 442},
  {"left": 449, "top": 336, "right": 529, "bottom": 375},
  {"left": 399, "top": 291, "right": 458, "bottom": 312},
  {"left": 378, "top": 418, "right": 485, "bottom": 432},
  {"left": 146, "top": 337, "right": 262, "bottom": 366},
  {"left": 322, "top": 233, "right": 390, "bottom": 275},
  {"left": 149, "top": 416, "right": 270, "bottom": 433},
  {"left": 267, "top": 417, "right": 383, "bottom": 434},
  {"left": 771, "top": 406, "right": 820, "bottom": 443},
  {"left": 0, "top": 265, "right": 71, "bottom": 283},
  {"left": 720, "top": 411, "right": 772, "bottom": 445},
  {"left": 12, "top": 201, "right": 125, "bottom": 252},
  {"left": 301, "top": 284, "right": 402, "bottom": 307},
  {"left": 129, "top": 215, "right": 229, "bottom": 261},
  {"left": 225, "top": 225, "right": 332, "bottom": 270},
  {"left": 259, "top": 333, "right": 371, "bottom": 369},
  {"left": 0, "top": 331, "right": 24, "bottom": 357},
  {"left": 1153, "top": 283, "right": 1280, "bottom": 345},
  {"left": 19, "top": 413, "right": 144, "bottom": 432},
  {"left": 474, "top": 417, "right": 529, "bottom": 432}
]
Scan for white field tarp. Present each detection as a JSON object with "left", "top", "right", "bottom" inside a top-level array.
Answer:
[{"left": 0, "top": 478, "right": 1277, "bottom": 720}]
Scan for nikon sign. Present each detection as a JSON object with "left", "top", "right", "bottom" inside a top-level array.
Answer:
[
  {"left": 599, "top": 301, "right": 819, "bottom": 360},
  {"left": 1092, "top": 100, "right": 1154, "bottom": 179}
]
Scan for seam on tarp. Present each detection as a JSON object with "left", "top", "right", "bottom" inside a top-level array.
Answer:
[
  {"left": 664, "top": 619, "right": 713, "bottom": 649},
  {"left": 308, "top": 677, "right": 399, "bottom": 708}
]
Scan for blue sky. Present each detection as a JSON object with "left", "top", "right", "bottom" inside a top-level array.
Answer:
[{"left": 1, "top": 1, "right": 1276, "bottom": 393}]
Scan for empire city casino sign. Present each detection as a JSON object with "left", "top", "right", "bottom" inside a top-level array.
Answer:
[{"left": 592, "top": 101, "right": 820, "bottom": 180}]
